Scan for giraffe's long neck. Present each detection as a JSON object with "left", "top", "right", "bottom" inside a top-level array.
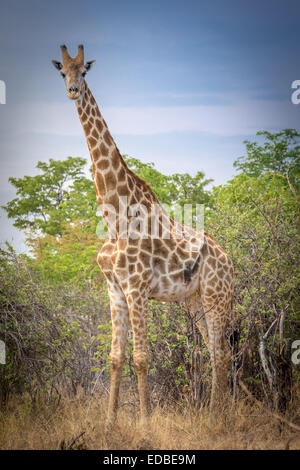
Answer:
[{"left": 76, "top": 82, "right": 160, "bottom": 237}]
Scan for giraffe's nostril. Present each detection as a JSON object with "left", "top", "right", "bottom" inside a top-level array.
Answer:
[{"left": 69, "top": 86, "right": 79, "bottom": 93}]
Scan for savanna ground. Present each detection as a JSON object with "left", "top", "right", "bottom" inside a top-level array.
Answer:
[
  {"left": 0, "top": 130, "right": 299, "bottom": 450},
  {"left": 1, "top": 386, "right": 300, "bottom": 450}
]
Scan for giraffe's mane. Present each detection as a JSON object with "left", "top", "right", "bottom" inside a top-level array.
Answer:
[
  {"left": 128, "top": 168, "right": 160, "bottom": 203},
  {"left": 118, "top": 151, "right": 160, "bottom": 204}
]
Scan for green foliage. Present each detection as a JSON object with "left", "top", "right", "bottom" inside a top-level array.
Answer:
[
  {"left": 2, "top": 157, "right": 95, "bottom": 236},
  {"left": 0, "top": 245, "right": 110, "bottom": 404},
  {"left": 27, "top": 221, "right": 102, "bottom": 284},
  {"left": 234, "top": 129, "right": 300, "bottom": 191},
  {"left": 91, "top": 322, "right": 112, "bottom": 374},
  {"left": 210, "top": 171, "right": 299, "bottom": 314},
  {"left": 125, "top": 156, "right": 212, "bottom": 208},
  {"left": 208, "top": 170, "right": 299, "bottom": 401}
]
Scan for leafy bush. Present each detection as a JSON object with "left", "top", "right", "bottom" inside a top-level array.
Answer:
[
  {"left": 207, "top": 172, "right": 299, "bottom": 410},
  {"left": 0, "top": 245, "right": 110, "bottom": 405}
]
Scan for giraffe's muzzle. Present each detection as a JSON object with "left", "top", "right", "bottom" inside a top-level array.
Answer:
[{"left": 67, "top": 86, "right": 80, "bottom": 100}]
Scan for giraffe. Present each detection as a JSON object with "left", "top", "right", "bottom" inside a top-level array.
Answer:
[{"left": 52, "top": 44, "right": 234, "bottom": 428}]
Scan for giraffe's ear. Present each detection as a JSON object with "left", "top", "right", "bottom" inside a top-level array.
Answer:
[
  {"left": 52, "top": 60, "right": 63, "bottom": 71},
  {"left": 84, "top": 60, "right": 96, "bottom": 72}
]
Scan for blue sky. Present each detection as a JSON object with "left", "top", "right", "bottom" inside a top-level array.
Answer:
[{"left": 0, "top": 0, "right": 300, "bottom": 251}]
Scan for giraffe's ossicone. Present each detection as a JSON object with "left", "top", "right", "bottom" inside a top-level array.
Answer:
[{"left": 52, "top": 44, "right": 234, "bottom": 427}]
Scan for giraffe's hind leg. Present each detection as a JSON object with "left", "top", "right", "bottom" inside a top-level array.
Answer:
[
  {"left": 125, "top": 287, "right": 150, "bottom": 426},
  {"left": 202, "top": 298, "right": 231, "bottom": 413},
  {"left": 185, "top": 290, "right": 209, "bottom": 349},
  {"left": 186, "top": 289, "right": 231, "bottom": 414}
]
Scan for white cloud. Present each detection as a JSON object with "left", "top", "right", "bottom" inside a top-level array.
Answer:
[
  {"left": 3, "top": 97, "right": 299, "bottom": 138},
  {"left": 104, "top": 100, "right": 300, "bottom": 136}
]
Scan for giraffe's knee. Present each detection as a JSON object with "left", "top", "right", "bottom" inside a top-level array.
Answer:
[
  {"left": 209, "top": 348, "right": 230, "bottom": 375},
  {"left": 133, "top": 352, "right": 148, "bottom": 373},
  {"left": 110, "top": 352, "right": 125, "bottom": 370}
]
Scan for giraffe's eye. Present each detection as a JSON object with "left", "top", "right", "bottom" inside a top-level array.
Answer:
[
  {"left": 82, "top": 71, "right": 86, "bottom": 77},
  {"left": 60, "top": 73, "right": 66, "bottom": 79}
]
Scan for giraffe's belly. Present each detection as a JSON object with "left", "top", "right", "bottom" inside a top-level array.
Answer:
[{"left": 148, "top": 269, "right": 199, "bottom": 302}]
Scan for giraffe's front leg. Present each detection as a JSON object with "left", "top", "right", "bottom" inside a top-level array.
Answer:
[
  {"left": 125, "top": 289, "right": 149, "bottom": 425},
  {"left": 106, "top": 281, "right": 129, "bottom": 430}
]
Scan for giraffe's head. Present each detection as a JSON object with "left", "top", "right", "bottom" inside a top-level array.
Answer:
[{"left": 52, "top": 44, "right": 95, "bottom": 100}]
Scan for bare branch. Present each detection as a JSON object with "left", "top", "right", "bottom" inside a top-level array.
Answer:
[
  {"left": 239, "top": 380, "right": 300, "bottom": 432},
  {"left": 258, "top": 318, "right": 278, "bottom": 392}
]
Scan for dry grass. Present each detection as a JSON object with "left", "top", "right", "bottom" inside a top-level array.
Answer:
[{"left": 0, "top": 390, "right": 299, "bottom": 450}]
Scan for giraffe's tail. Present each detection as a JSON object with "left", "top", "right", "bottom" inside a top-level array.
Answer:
[{"left": 228, "top": 298, "right": 239, "bottom": 353}]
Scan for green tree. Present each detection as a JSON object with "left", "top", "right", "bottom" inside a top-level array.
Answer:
[
  {"left": 234, "top": 129, "right": 300, "bottom": 189},
  {"left": 125, "top": 156, "right": 212, "bottom": 207},
  {"left": 2, "top": 157, "right": 94, "bottom": 236},
  {"left": 169, "top": 172, "right": 212, "bottom": 207},
  {"left": 233, "top": 129, "right": 300, "bottom": 229},
  {"left": 27, "top": 221, "right": 102, "bottom": 284},
  {"left": 208, "top": 171, "right": 299, "bottom": 408}
]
